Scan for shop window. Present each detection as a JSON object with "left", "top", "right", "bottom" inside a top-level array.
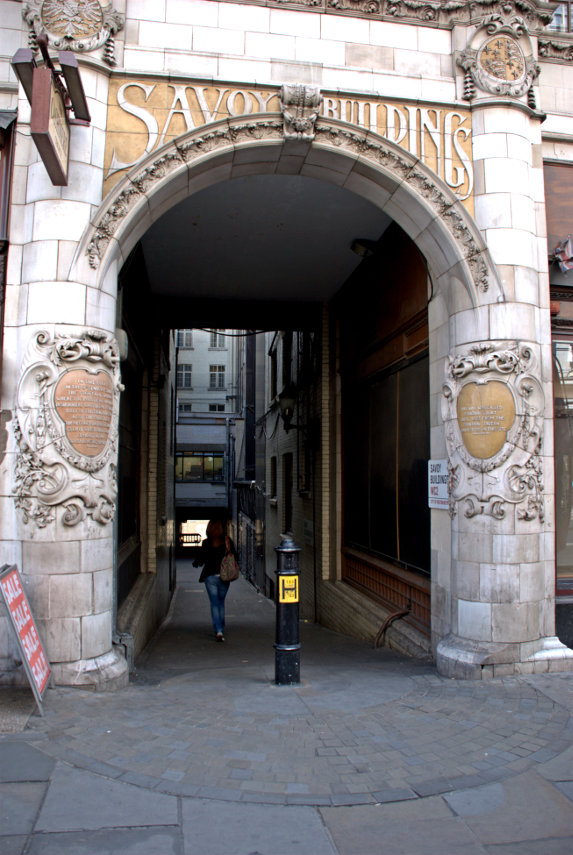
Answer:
[
  {"left": 343, "top": 355, "right": 430, "bottom": 575},
  {"left": 554, "top": 340, "right": 573, "bottom": 594},
  {"left": 175, "top": 452, "right": 224, "bottom": 482},
  {"left": 209, "top": 364, "right": 225, "bottom": 389}
]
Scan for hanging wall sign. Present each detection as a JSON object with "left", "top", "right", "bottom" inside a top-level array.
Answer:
[
  {"left": 0, "top": 564, "right": 51, "bottom": 714},
  {"left": 31, "top": 65, "right": 70, "bottom": 186}
]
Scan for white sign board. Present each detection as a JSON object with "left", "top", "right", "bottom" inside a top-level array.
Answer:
[{"left": 428, "top": 459, "right": 449, "bottom": 509}]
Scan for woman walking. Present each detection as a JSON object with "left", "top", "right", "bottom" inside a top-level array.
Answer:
[{"left": 193, "top": 519, "right": 237, "bottom": 642}]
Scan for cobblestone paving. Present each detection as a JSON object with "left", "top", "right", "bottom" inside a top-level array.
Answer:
[{"left": 22, "top": 572, "right": 573, "bottom": 807}]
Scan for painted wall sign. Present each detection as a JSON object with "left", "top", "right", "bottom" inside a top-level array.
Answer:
[
  {"left": 31, "top": 65, "right": 69, "bottom": 186},
  {"left": 428, "top": 459, "right": 449, "bottom": 509},
  {"left": 0, "top": 564, "right": 51, "bottom": 713},
  {"left": 103, "top": 79, "right": 473, "bottom": 208}
]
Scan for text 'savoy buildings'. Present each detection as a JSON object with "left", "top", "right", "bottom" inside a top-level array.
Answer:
[{"left": 1, "top": 0, "right": 572, "bottom": 688}]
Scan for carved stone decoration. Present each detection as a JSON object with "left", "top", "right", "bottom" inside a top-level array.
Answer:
[
  {"left": 442, "top": 342, "right": 545, "bottom": 521},
  {"left": 280, "top": 84, "right": 323, "bottom": 141},
  {"left": 538, "top": 39, "right": 573, "bottom": 63},
  {"left": 82, "top": 114, "right": 494, "bottom": 300},
  {"left": 23, "top": 0, "right": 124, "bottom": 66},
  {"left": 457, "top": 13, "right": 540, "bottom": 99},
  {"left": 14, "top": 329, "right": 123, "bottom": 528}
]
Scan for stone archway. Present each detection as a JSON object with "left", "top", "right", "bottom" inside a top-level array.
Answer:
[{"left": 13, "top": 105, "right": 571, "bottom": 688}]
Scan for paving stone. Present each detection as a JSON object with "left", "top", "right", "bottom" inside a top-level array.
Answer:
[
  {"left": 181, "top": 799, "right": 337, "bottom": 854},
  {"left": 0, "top": 742, "right": 55, "bottom": 782},
  {"left": 27, "top": 828, "right": 180, "bottom": 855},
  {"left": 35, "top": 766, "right": 178, "bottom": 832},
  {"left": 0, "top": 783, "right": 47, "bottom": 835}
]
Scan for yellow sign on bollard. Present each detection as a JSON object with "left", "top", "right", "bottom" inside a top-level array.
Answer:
[{"left": 279, "top": 576, "right": 299, "bottom": 604}]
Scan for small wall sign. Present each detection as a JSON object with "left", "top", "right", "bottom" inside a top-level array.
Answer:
[
  {"left": 0, "top": 564, "right": 51, "bottom": 714},
  {"left": 428, "top": 459, "right": 449, "bottom": 509}
]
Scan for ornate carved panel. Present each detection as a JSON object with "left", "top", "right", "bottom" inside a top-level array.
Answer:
[
  {"left": 280, "top": 84, "right": 323, "bottom": 141},
  {"left": 14, "top": 329, "right": 123, "bottom": 528},
  {"left": 23, "top": 0, "right": 124, "bottom": 65},
  {"left": 442, "top": 342, "right": 545, "bottom": 521}
]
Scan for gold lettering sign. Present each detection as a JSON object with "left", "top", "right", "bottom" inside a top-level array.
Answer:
[
  {"left": 54, "top": 370, "right": 114, "bottom": 458},
  {"left": 457, "top": 381, "right": 516, "bottom": 460},
  {"left": 103, "top": 79, "right": 473, "bottom": 211}
]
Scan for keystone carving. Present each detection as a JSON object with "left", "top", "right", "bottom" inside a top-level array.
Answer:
[
  {"left": 23, "top": 0, "right": 124, "bottom": 65},
  {"left": 442, "top": 342, "right": 545, "bottom": 521},
  {"left": 280, "top": 84, "right": 323, "bottom": 141},
  {"left": 14, "top": 329, "right": 123, "bottom": 528}
]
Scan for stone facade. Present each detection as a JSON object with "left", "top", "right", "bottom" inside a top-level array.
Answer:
[{"left": 0, "top": 0, "right": 572, "bottom": 687}]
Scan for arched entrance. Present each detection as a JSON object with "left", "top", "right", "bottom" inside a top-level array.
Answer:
[
  {"left": 66, "top": 112, "right": 500, "bottom": 683},
  {"left": 12, "top": 111, "right": 568, "bottom": 688}
]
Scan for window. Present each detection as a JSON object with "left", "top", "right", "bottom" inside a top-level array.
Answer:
[
  {"left": 282, "top": 332, "right": 292, "bottom": 387},
  {"left": 547, "top": 2, "right": 572, "bottom": 30},
  {"left": 209, "top": 364, "right": 225, "bottom": 389},
  {"left": 269, "top": 456, "right": 277, "bottom": 499},
  {"left": 176, "top": 329, "right": 193, "bottom": 348},
  {"left": 209, "top": 404, "right": 225, "bottom": 412},
  {"left": 270, "top": 349, "right": 277, "bottom": 400},
  {"left": 175, "top": 452, "right": 224, "bottom": 481},
  {"left": 210, "top": 329, "right": 226, "bottom": 348},
  {"left": 177, "top": 364, "right": 192, "bottom": 388},
  {"left": 283, "top": 453, "right": 293, "bottom": 533},
  {"left": 179, "top": 403, "right": 192, "bottom": 414}
]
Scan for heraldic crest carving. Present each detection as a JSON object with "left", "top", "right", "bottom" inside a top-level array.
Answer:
[
  {"left": 23, "top": 0, "right": 124, "bottom": 65},
  {"left": 442, "top": 342, "right": 544, "bottom": 521},
  {"left": 14, "top": 328, "right": 123, "bottom": 528}
]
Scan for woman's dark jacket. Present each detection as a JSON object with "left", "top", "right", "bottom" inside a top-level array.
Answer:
[{"left": 193, "top": 538, "right": 237, "bottom": 583}]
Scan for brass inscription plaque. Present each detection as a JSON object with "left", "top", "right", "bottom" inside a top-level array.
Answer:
[
  {"left": 54, "top": 370, "right": 114, "bottom": 458},
  {"left": 457, "top": 381, "right": 516, "bottom": 459}
]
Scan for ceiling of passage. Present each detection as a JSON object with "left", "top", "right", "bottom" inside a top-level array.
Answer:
[{"left": 140, "top": 174, "right": 391, "bottom": 303}]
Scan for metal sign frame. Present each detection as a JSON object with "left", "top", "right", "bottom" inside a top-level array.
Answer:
[
  {"left": 0, "top": 564, "right": 51, "bottom": 715},
  {"left": 30, "top": 65, "right": 70, "bottom": 186}
]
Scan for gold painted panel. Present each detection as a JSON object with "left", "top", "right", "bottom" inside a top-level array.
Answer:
[
  {"left": 457, "top": 381, "right": 516, "bottom": 460},
  {"left": 103, "top": 78, "right": 474, "bottom": 212}
]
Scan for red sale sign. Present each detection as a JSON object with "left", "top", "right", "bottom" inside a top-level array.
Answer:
[{"left": 0, "top": 564, "right": 51, "bottom": 712}]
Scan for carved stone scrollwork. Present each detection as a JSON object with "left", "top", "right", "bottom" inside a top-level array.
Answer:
[
  {"left": 280, "top": 84, "right": 323, "bottom": 141},
  {"left": 23, "top": 0, "right": 124, "bottom": 66},
  {"left": 442, "top": 342, "right": 544, "bottom": 521},
  {"left": 83, "top": 113, "right": 493, "bottom": 298},
  {"left": 538, "top": 39, "right": 573, "bottom": 63},
  {"left": 14, "top": 329, "right": 123, "bottom": 528},
  {"left": 457, "top": 12, "right": 540, "bottom": 100}
]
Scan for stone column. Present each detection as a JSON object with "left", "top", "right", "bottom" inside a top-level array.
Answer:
[
  {"left": 437, "top": 17, "right": 573, "bottom": 676},
  {"left": 0, "top": 65, "right": 127, "bottom": 689}
]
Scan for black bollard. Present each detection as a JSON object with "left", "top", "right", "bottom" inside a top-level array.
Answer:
[{"left": 274, "top": 535, "right": 301, "bottom": 685}]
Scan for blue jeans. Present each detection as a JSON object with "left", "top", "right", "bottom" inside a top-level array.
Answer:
[{"left": 204, "top": 575, "right": 230, "bottom": 635}]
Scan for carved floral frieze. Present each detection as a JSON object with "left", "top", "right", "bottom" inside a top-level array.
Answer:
[
  {"left": 23, "top": 0, "right": 124, "bottom": 65},
  {"left": 14, "top": 329, "right": 123, "bottom": 528},
  {"left": 84, "top": 110, "right": 492, "bottom": 297},
  {"left": 442, "top": 342, "right": 545, "bottom": 521}
]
